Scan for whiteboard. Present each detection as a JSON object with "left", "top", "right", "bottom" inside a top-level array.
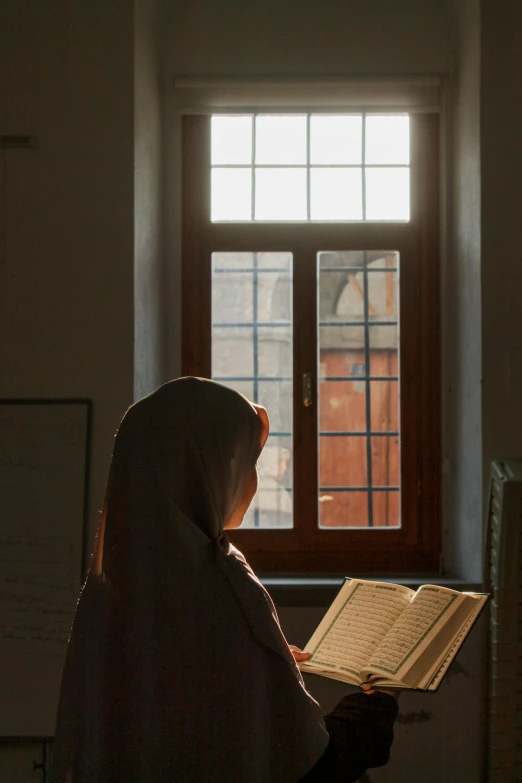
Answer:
[{"left": 0, "top": 400, "right": 90, "bottom": 738}]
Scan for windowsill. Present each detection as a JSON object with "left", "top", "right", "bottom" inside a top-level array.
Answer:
[{"left": 261, "top": 574, "right": 484, "bottom": 607}]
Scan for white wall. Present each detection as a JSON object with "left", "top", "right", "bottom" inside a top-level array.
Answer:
[
  {"left": 134, "top": 0, "right": 168, "bottom": 400},
  {"left": 0, "top": 0, "right": 135, "bottom": 543},
  {"left": 167, "top": 0, "right": 451, "bottom": 77},
  {"left": 481, "top": 0, "right": 522, "bottom": 478},
  {"left": 445, "top": 0, "right": 482, "bottom": 581}
]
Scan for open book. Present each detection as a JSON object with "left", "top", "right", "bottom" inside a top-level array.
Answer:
[{"left": 299, "top": 579, "right": 487, "bottom": 691}]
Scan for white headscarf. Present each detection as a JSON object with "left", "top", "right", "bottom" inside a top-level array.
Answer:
[{"left": 51, "top": 378, "right": 328, "bottom": 783}]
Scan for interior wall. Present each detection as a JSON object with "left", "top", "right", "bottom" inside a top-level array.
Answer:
[
  {"left": 445, "top": 0, "right": 482, "bottom": 581},
  {"left": 481, "top": 0, "right": 522, "bottom": 480},
  {"left": 134, "top": 0, "right": 167, "bottom": 400},
  {"left": 0, "top": 0, "right": 135, "bottom": 542},
  {"left": 167, "top": 0, "right": 451, "bottom": 77}
]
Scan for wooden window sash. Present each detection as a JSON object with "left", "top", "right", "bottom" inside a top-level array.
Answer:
[{"left": 182, "top": 114, "right": 441, "bottom": 574}]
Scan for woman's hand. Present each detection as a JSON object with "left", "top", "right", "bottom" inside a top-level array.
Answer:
[
  {"left": 289, "top": 645, "right": 311, "bottom": 663},
  {"left": 361, "top": 684, "right": 401, "bottom": 700}
]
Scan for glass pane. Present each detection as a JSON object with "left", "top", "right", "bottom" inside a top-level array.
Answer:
[
  {"left": 320, "top": 320, "right": 365, "bottom": 350},
  {"left": 319, "top": 380, "right": 366, "bottom": 432},
  {"left": 370, "top": 381, "right": 399, "bottom": 431},
  {"left": 244, "top": 496, "right": 292, "bottom": 530},
  {"left": 212, "top": 252, "right": 254, "bottom": 270},
  {"left": 220, "top": 380, "right": 254, "bottom": 402},
  {"left": 310, "top": 168, "right": 363, "bottom": 220},
  {"left": 254, "top": 383, "right": 293, "bottom": 529},
  {"left": 365, "top": 167, "right": 410, "bottom": 220},
  {"left": 262, "top": 436, "right": 293, "bottom": 491},
  {"left": 372, "top": 490, "right": 400, "bottom": 527},
  {"left": 319, "top": 435, "right": 367, "bottom": 487},
  {"left": 255, "top": 168, "right": 307, "bottom": 220},
  {"left": 319, "top": 491, "right": 369, "bottom": 528},
  {"left": 369, "top": 328, "right": 398, "bottom": 376},
  {"left": 371, "top": 436, "right": 400, "bottom": 486},
  {"left": 366, "top": 251, "right": 399, "bottom": 270},
  {"left": 241, "top": 508, "right": 257, "bottom": 528},
  {"left": 320, "top": 250, "right": 398, "bottom": 271},
  {"left": 258, "top": 380, "right": 292, "bottom": 433},
  {"left": 319, "top": 250, "right": 364, "bottom": 270},
  {"left": 211, "top": 326, "right": 253, "bottom": 378},
  {"left": 367, "top": 267, "right": 399, "bottom": 321},
  {"left": 318, "top": 251, "right": 401, "bottom": 529},
  {"left": 310, "top": 115, "right": 362, "bottom": 164},
  {"left": 211, "top": 116, "right": 253, "bottom": 164},
  {"left": 256, "top": 274, "right": 292, "bottom": 323},
  {"left": 212, "top": 269, "right": 253, "bottom": 324},
  {"left": 334, "top": 274, "right": 366, "bottom": 321},
  {"left": 253, "top": 487, "right": 293, "bottom": 527},
  {"left": 258, "top": 327, "right": 292, "bottom": 378},
  {"left": 210, "top": 113, "right": 411, "bottom": 223},
  {"left": 211, "top": 167, "right": 252, "bottom": 221},
  {"left": 211, "top": 253, "right": 294, "bottom": 529},
  {"left": 255, "top": 115, "right": 307, "bottom": 164},
  {"left": 240, "top": 442, "right": 294, "bottom": 531},
  {"left": 365, "top": 115, "right": 410, "bottom": 164},
  {"left": 242, "top": 434, "right": 293, "bottom": 529},
  {"left": 258, "top": 251, "right": 292, "bottom": 270}
]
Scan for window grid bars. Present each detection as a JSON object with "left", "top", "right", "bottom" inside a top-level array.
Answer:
[
  {"left": 362, "top": 252, "right": 374, "bottom": 525},
  {"left": 213, "top": 267, "right": 397, "bottom": 274},
  {"left": 211, "top": 163, "right": 408, "bottom": 169},
  {"left": 213, "top": 321, "right": 397, "bottom": 328}
]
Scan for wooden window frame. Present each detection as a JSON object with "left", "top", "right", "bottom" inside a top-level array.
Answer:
[{"left": 182, "top": 113, "right": 441, "bottom": 574}]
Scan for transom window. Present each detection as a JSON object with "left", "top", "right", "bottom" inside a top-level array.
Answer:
[
  {"left": 182, "top": 111, "right": 440, "bottom": 574},
  {"left": 211, "top": 114, "right": 410, "bottom": 222}
]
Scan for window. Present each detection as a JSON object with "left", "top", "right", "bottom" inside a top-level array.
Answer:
[
  {"left": 210, "top": 114, "right": 410, "bottom": 222},
  {"left": 182, "top": 112, "right": 440, "bottom": 574}
]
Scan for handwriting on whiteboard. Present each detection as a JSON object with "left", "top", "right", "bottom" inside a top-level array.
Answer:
[
  {"left": 0, "top": 536, "right": 80, "bottom": 655},
  {"left": 0, "top": 573, "right": 77, "bottom": 650}
]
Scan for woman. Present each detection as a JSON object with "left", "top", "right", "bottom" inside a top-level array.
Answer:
[{"left": 52, "top": 377, "right": 398, "bottom": 782}]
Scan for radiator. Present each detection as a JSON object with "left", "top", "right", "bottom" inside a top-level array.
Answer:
[{"left": 485, "top": 460, "right": 522, "bottom": 782}]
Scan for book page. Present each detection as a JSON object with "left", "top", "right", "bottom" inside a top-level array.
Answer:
[
  {"left": 303, "top": 580, "right": 413, "bottom": 679},
  {"left": 424, "top": 594, "right": 487, "bottom": 691},
  {"left": 364, "top": 585, "right": 462, "bottom": 681}
]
